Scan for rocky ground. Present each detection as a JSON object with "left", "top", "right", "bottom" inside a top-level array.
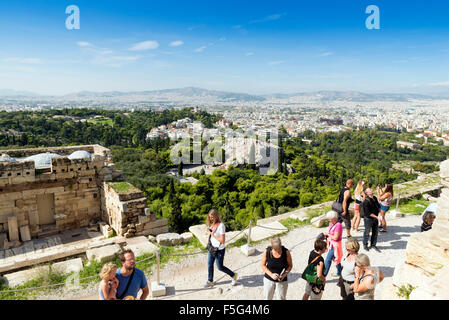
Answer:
[{"left": 50, "top": 213, "right": 421, "bottom": 301}]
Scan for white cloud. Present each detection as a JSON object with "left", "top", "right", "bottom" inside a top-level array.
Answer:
[
  {"left": 169, "top": 40, "right": 184, "bottom": 47},
  {"left": 318, "top": 52, "right": 333, "bottom": 57},
  {"left": 249, "top": 13, "right": 286, "bottom": 24},
  {"left": 268, "top": 60, "right": 284, "bottom": 65},
  {"left": 90, "top": 54, "right": 141, "bottom": 67},
  {"left": 129, "top": 40, "right": 159, "bottom": 51},
  {"left": 76, "top": 41, "right": 91, "bottom": 47},
  {"left": 194, "top": 46, "right": 207, "bottom": 53},
  {"left": 111, "top": 55, "right": 142, "bottom": 61},
  {"left": 245, "top": 52, "right": 254, "bottom": 56}
]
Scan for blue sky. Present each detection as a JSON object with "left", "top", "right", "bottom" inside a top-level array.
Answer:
[{"left": 1, "top": 0, "right": 449, "bottom": 95}]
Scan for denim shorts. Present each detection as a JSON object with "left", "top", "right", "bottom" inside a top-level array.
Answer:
[{"left": 379, "top": 203, "right": 390, "bottom": 212}]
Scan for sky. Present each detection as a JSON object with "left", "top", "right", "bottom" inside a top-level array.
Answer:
[{"left": 1, "top": 0, "right": 449, "bottom": 95}]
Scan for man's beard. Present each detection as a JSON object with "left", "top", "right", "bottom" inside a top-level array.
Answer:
[{"left": 125, "top": 265, "right": 135, "bottom": 271}]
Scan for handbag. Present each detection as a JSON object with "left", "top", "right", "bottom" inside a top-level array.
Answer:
[
  {"left": 301, "top": 255, "right": 324, "bottom": 285},
  {"left": 332, "top": 198, "right": 343, "bottom": 214},
  {"left": 207, "top": 234, "right": 219, "bottom": 256}
]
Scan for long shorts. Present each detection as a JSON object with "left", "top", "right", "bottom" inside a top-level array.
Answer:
[
  {"left": 305, "top": 282, "right": 323, "bottom": 300},
  {"left": 339, "top": 212, "right": 352, "bottom": 230}
]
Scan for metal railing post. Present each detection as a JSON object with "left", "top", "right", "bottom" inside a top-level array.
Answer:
[
  {"left": 396, "top": 192, "right": 400, "bottom": 211},
  {"left": 247, "top": 220, "right": 252, "bottom": 246},
  {"left": 156, "top": 249, "right": 161, "bottom": 284}
]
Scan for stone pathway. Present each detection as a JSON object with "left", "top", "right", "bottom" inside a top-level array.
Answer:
[{"left": 73, "top": 213, "right": 421, "bottom": 300}]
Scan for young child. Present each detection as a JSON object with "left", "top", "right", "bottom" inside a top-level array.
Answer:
[
  {"left": 421, "top": 211, "right": 436, "bottom": 232},
  {"left": 99, "top": 262, "right": 119, "bottom": 300},
  {"left": 302, "top": 239, "right": 327, "bottom": 300}
]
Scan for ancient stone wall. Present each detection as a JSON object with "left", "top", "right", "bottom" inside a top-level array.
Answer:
[
  {"left": 391, "top": 159, "right": 449, "bottom": 299},
  {"left": 0, "top": 145, "right": 119, "bottom": 248},
  {"left": 102, "top": 182, "right": 168, "bottom": 238}
]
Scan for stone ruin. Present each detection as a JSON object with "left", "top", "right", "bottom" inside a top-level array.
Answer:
[
  {"left": 390, "top": 159, "right": 449, "bottom": 299},
  {"left": 0, "top": 144, "right": 168, "bottom": 253}
]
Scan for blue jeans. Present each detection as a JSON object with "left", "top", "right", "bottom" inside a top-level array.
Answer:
[
  {"left": 324, "top": 246, "right": 342, "bottom": 277},
  {"left": 208, "top": 248, "right": 235, "bottom": 282}
]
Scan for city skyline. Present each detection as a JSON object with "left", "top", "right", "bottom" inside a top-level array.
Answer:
[{"left": 1, "top": 0, "right": 449, "bottom": 95}]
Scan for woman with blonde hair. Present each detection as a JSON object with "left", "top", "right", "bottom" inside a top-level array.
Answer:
[
  {"left": 350, "top": 253, "right": 384, "bottom": 300},
  {"left": 261, "top": 237, "right": 293, "bottom": 300},
  {"left": 352, "top": 180, "right": 366, "bottom": 232},
  {"left": 204, "top": 209, "right": 238, "bottom": 288},
  {"left": 99, "top": 262, "right": 119, "bottom": 300},
  {"left": 338, "top": 238, "right": 360, "bottom": 300}
]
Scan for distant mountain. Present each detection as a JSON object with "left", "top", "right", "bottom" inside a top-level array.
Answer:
[
  {"left": 1, "top": 87, "right": 445, "bottom": 103},
  {"left": 61, "top": 87, "right": 266, "bottom": 102},
  {"left": 264, "top": 90, "right": 436, "bottom": 102},
  {"left": 0, "top": 89, "right": 39, "bottom": 97}
]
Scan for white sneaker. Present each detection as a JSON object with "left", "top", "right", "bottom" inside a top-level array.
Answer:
[
  {"left": 231, "top": 273, "right": 239, "bottom": 286},
  {"left": 204, "top": 281, "right": 214, "bottom": 288}
]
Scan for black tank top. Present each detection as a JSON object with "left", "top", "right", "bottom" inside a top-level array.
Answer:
[
  {"left": 264, "top": 246, "right": 289, "bottom": 282},
  {"left": 338, "top": 187, "right": 353, "bottom": 210}
]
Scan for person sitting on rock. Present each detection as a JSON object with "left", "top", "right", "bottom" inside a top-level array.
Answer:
[{"left": 421, "top": 211, "right": 436, "bottom": 232}]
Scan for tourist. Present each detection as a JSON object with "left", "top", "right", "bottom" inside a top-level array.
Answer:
[
  {"left": 421, "top": 210, "right": 436, "bottom": 232},
  {"left": 260, "top": 237, "right": 293, "bottom": 300},
  {"left": 204, "top": 209, "right": 238, "bottom": 288},
  {"left": 361, "top": 188, "right": 381, "bottom": 252},
  {"left": 302, "top": 239, "right": 327, "bottom": 300},
  {"left": 337, "top": 179, "right": 355, "bottom": 238},
  {"left": 115, "top": 249, "right": 149, "bottom": 300},
  {"left": 337, "top": 238, "right": 360, "bottom": 300},
  {"left": 377, "top": 183, "right": 394, "bottom": 232},
  {"left": 99, "top": 262, "right": 119, "bottom": 300},
  {"left": 351, "top": 253, "right": 384, "bottom": 300},
  {"left": 323, "top": 210, "right": 343, "bottom": 277},
  {"left": 352, "top": 180, "right": 366, "bottom": 232}
]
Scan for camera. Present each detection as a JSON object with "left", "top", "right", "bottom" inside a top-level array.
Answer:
[{"left": 316, "top": 232, "right": 327, "bottom": 241}]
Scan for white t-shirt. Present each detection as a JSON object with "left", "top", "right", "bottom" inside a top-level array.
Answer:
[{"left": 210, "top": 222, "right": 226, "bottom": 250}]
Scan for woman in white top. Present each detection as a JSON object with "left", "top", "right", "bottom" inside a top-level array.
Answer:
[
  {"left": 351, "top": 253, "right": 384, "bottom": 300},
  {"left": 338, "top": 238, "right": 360, "bottom": 300},
  {"left": 204, "top": 209, "right": 238, "bottom": 288}
]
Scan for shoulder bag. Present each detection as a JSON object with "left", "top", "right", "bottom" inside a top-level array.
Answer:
[
  {"left": 301, "top": 255, "right": 324, "bottom": 285},
  {"left": 117, "top": 268, "right": 135, "bottom": 300}
]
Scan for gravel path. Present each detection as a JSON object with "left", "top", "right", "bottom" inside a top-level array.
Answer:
[{"left": 66, "top": 213, "right": 420, "bottom": 301}]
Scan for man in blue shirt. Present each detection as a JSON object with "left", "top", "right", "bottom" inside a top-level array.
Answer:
[{"left": 115, "top": 249, "right": 149, "bottom": 300}]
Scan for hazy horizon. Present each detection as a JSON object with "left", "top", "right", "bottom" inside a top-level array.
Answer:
[{"left": 1, "top": 86, "right": 448, "bottom": 98}]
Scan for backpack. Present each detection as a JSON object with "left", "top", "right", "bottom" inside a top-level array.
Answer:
[{"left": 359, "top": 201, "right": 365, "bottom": 218}]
